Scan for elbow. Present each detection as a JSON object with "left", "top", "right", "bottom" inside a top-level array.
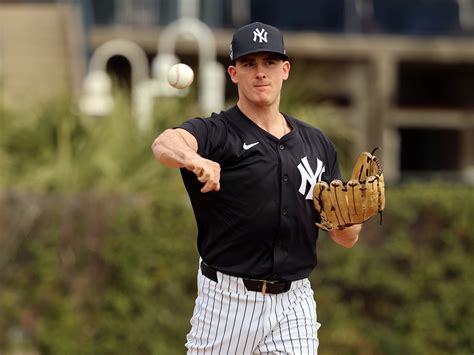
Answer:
[
  {"left": 151, "top": 140, "right": 169, "bottom": 167},
  {"left": 151, "top": 130, "right": 171, "bottom": 163},
  {"left": 151, "top": 129, "right": 184, "bottom": 168},
  {"left": 151, "top": 138, "right": 163, "bottom": 162}
]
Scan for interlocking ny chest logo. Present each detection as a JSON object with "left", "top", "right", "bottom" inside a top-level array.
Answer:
[
  {"left": 253, "top": 28, "right": 268, "bottom": 43},
  {"left": 297, "top": 157, "right": 325, "bottom": 200}
]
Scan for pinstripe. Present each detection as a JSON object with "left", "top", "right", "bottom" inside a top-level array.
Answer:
[
  {"left": 187, "top": 265, "right": 319, "bottom": 354},
  {"left": 290, "top": 287, "right": 302, "bottom": 347},
  {"left": 300, "top": 299, "right": 309, "bottom": 351},
  {"left": 304, "top": 296, "right": 314, "bottom": 352},
  {"left": 265, "top": 295, "right": 275, "bottom": 351},
  {"left": 249, "top": 293, "right": 265, "bottom": 353},
  {"left": 210, "top": 287, "right": 224, "bottom": 355},
  {"left": 204, "top": 279, "right": 217, "bottom": 350},
  {"left": 283, "top": 290, "right": 296, "bottom": 353},
  {"left": 307, "top": 282, "right": 319, "bottom": 354},
  {"left": 285, "top": 312, "right": 296, "bottom": 353},
  {"left": 225, "top": 293, "right": 240, "bottom": 354},
  {"left": 235, "top": 292, "right": 249, "bottom": 354},
  {"left": 308, "top": 291, "right": 319, "bottom": 355},
  {"left": 188, "top": 272, "right": 206, "bottom": 348},
  {"left": 298, "top": 299, "right": 308, "bottom": 349},
  {"left": 253, "top": 295, "right": 267, "bottom": 354},
  {"left": 305, "top": 298, "right": 314, "bottom": 352},
  {"left": 277, "top": 293, "right": 288, "bottom": 354},
  {"left": 234, "top": 276, "right": 239, "bottom": 293},
  {"left": 188, "top": 298, "right": 200, "bottom": 343},
  {"left": 295, "top": 287, "right": 303, "bottom": 352},
  {"left": 262, "top": 335, "right": 270, "bottom": 353},
  {"left": 262, "top": 295, "right": 272, "bottom": 352},
  {"left": 216, "top": 275, "right": 232, "bottom": 355},
  {"left": 197, "top": 277, "right": 212, "bottom": 354},
  {"left": 303, "top": 300, "right": 312, "bottom": 352},
  {"left": 242, "top": 291, "right": 258, "bottom": 353}
]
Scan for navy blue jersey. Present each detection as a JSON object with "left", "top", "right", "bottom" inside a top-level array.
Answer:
[{"left": 178, "top": 105, "right": 341, "bottom": 281}]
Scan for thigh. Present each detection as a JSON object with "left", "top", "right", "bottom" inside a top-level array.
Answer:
[
  {"left": 253, "top": 280, "right": 320, "bottom": 355},
  {"left": 186, "top": 270, "right": 266, "bottom": 355}
]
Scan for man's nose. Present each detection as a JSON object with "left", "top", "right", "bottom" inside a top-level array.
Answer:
[{"left": 255, "top": 65, "right": 267, "bottom": 79}]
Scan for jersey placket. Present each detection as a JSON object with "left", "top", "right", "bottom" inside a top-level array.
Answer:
[{"left": 273, "top": 140, "right": 292, "bottom": 277}]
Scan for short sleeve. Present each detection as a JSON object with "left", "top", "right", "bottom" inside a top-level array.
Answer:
[{"left": 177, "top": 114, "right": 227, "bottom": 158}]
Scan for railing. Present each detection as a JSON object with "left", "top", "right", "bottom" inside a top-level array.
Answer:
[{"left": 81, "top": 0, "right": 474, "bottom": 36}]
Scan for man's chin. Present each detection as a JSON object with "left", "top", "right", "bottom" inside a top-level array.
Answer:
[{"left": 252, "top": 93, "right": 272, "bottom": 105}]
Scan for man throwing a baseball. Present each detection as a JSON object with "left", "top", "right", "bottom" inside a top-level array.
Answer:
[{"left": 152, "top": 22, "right": 361, "bottom": 354}]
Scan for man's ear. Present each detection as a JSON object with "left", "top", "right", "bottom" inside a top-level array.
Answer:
[
  {"left": 228, "top": 65, "right": 238, "bottom": 84},
  {"left": 282, "top": 61, "right": 291, "bottom": 81}
]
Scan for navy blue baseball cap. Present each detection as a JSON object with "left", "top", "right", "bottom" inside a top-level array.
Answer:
[{"left": 230, "top": 22, "right": 289, "bottom": 62}]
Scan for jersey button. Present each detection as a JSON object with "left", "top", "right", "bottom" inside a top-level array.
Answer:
[
  {"left": 282, "top": 208, "right": 288, "bottom": 216},
  {"left": 279, "top": 144, "right": 285, "bottom": 150},
  {"left": 283, "top": 175, "right": 289, "bottom": 182}
]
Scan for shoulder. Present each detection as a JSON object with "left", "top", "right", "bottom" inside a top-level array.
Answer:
[
  {"left": 177, "top": 107, "right": 238, "bottom": 156},
  {"left": 288, "top": 115, "right": 332, "bottom": 142},
  {"left": 191, "top": 106, "right": 238, "bottom": 126},
  {"left": 287, "top": 115, "right": 339, "bottom": 156},
  {"left": 178, "top": 108, "right": 230, "bottom": 132},
  {"left": 194, "top": 105, "right": 245, "bottom": 133}
]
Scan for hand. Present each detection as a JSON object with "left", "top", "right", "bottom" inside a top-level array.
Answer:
[
  {"left": 185, "top": 157, "right": 221, "bottom": 193},
  {"left": 329, "top": 224, "right": 362, "bottom": 248}
]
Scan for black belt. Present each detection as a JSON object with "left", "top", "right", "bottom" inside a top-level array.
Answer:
[{"left": 200, "top": 261, "right": 291, "bottom": 295}]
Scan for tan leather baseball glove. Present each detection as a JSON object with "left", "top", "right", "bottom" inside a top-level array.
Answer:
[{"left": 313, "top": 148, "right": 385, "bottom": 231}]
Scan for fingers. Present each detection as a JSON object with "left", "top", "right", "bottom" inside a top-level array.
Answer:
[
  {"left": 201, "top": 180, "right": 220, "bottom": 193},
  {"left": 189, "top": 160, "right": 221, "bottom": 193}
]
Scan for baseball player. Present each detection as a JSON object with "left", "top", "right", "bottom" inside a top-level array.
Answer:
[{"left": 152, "top": 22, "right": 362, "bottom": 354}]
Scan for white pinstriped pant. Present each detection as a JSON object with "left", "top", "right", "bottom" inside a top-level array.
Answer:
[{"left": 186, "top": 264, "right": 321, "bottom": 354}]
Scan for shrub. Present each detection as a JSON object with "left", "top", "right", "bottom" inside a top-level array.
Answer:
[{"left": 0, "top": 97, "right": 472, "bottom": 354}]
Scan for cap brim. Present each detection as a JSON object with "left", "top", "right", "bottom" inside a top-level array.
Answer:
[{"left": 233, "top": 48, "right": 289, "bottom": 62}]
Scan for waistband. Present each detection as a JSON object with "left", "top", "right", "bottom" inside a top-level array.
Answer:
[{"left": 200, "top": 261, "right": 291, "bottom": 295}]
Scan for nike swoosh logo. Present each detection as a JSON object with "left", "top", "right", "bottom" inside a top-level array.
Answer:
[{"left": 243, "top": 142, "right": 260, "bottom": 150}]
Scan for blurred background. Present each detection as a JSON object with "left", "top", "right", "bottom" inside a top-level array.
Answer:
[{"left": 0, "top": 0, "right": 473, "bottom": 354}]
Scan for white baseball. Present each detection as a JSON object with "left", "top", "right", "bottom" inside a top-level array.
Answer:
[{"left": 167, "top": 63, "right": 194, "bottom": 89}]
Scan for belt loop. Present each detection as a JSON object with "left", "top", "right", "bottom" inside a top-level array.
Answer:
[{"left": 261, "top": 282, "right": 267, "bottom": 295}]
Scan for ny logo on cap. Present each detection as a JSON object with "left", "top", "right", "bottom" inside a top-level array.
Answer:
[{"left": 253, "top": 28, "right": 268, "bottom": 43}]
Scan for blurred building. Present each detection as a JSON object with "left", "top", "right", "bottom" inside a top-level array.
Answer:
[{"left": 1, "top": 0, "right": 474, "bottom": 184}]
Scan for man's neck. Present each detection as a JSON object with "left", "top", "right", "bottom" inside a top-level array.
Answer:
[{"left": 237, "top": 101, "right": 287, "bottom": 139}]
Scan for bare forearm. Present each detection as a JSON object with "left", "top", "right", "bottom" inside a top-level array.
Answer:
[
  {"left": 329, "top": 224, "right": 362, "bottom": 248},
  {"left": 151, "top": 129, "right": 199, "bottom": 168},
  {"left": 151, "top": 128, "right": 221, "bottom": 192}
]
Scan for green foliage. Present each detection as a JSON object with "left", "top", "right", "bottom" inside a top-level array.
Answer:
[
  {"left": 0, "top": 192, "right": 197, "bottom": 355},
  {"left": 0, "top": 97, "right": 473, "bottom": 354},
  {"left": 0, "top": 94, "right": 198, "bottom": 194},
  {"left": 314, "top": 184, "right": 474, "bottom": 355},
  {"left": 0, "top": 94, "right": 200, "bottom": 354}
]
